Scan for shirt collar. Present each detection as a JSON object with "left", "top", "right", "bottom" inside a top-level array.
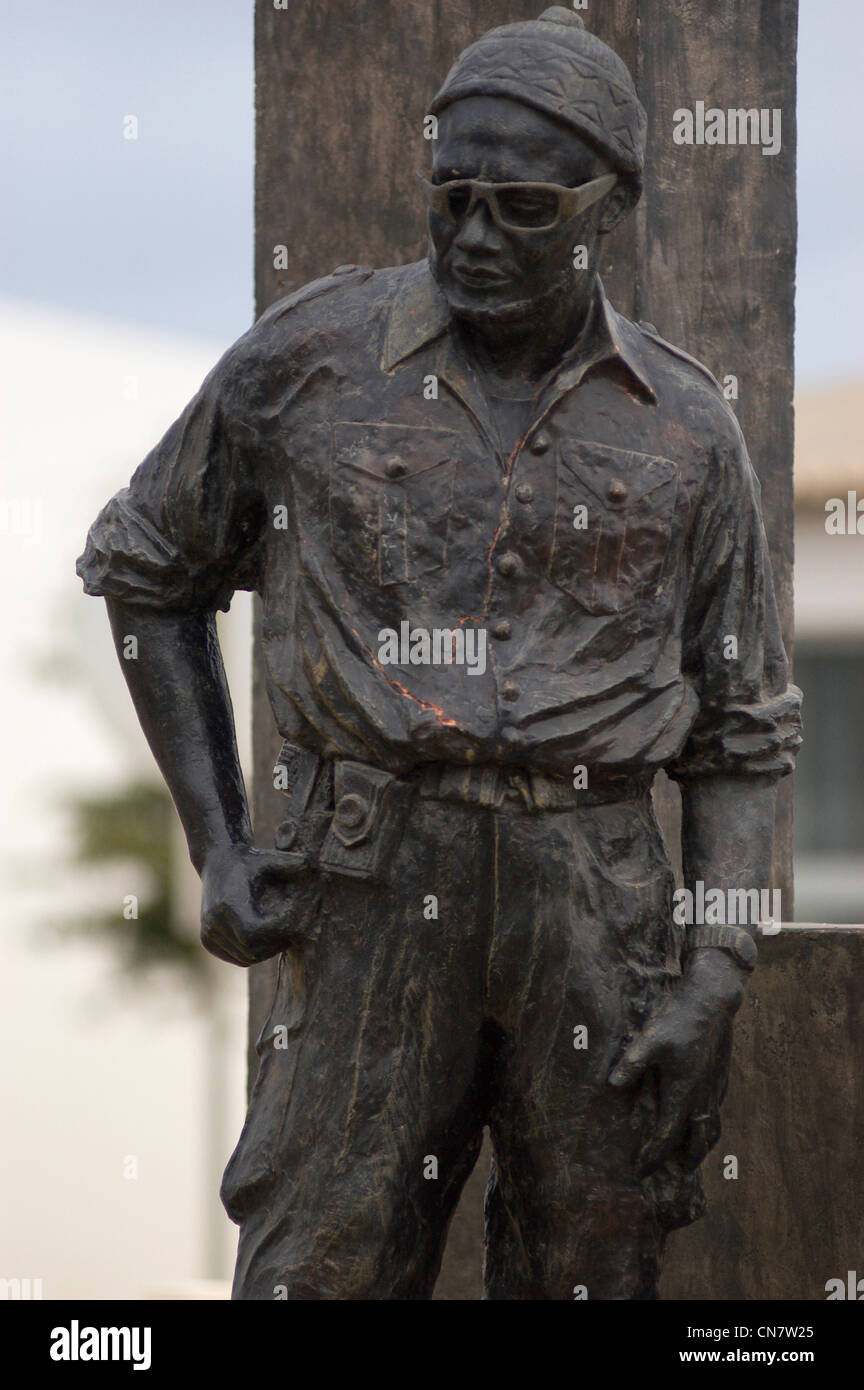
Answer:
[{"left": 381, "top": 260, "right": 656, "bottom": 404}]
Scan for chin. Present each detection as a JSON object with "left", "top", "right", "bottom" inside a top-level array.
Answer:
[
  {"left": 430, "top": 246, "right": 581, "bottom": 327},
  {"left": 434, "top": 264, "right": 535, "bottom": 324},
  {"left": 441, "top": 282, "right": 535, "bottom": 325}
]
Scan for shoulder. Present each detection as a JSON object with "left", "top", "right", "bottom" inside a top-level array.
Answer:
[
  {"left": 216, "top": 262, "right": 416, "bottom": 391},
  {"left": 607, "top": 313, "right": 757, "bottom": 508},
  {"left": 635, "top": 320, "right": 724, "bottom": 393},
  {"left": 633, "top": 319, "right": 744, "bottom": 449},
  {"left": 255, "top": 263, "right": 379, "bottom": 331},
  {"left": 235, "top": 264, "right": 377, "bottom": 359}
]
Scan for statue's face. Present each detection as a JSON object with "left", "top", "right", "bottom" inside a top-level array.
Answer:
[{"left": 428, "top": 95, "right": 624, "bottom": 322}]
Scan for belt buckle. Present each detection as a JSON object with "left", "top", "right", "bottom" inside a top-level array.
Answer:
[{"left": 503, "top": 769, "right": 537, "bottom": 811}]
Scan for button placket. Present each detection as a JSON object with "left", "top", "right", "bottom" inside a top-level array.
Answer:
[{"left": 486, "top": 423, "right": 553, "bottom": 623}]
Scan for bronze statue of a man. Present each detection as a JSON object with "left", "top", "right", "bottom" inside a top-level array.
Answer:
[{"left": 78, "top": 8, "right": 801, "bottom": 1299}]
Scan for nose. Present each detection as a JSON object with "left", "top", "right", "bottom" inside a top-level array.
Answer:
[{"left": 452, "top": 198, "right": 501, "bottom": 254}]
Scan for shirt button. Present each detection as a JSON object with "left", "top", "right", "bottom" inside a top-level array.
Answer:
[
  {"left": 607, "top": 479, "right": 628, "bottom": 504},
  {"left": 501, "top": 682, "right": 520, "bottom": 702},
  {"left": 529, "top": 431, "right": 551, "bottom": 455},
  {"left": 496, "top": 552, "right": 521, "bottom": 577},
  {"left": 334, "top": 793, "right": 368, "bottom": 830},
  {"left": 514, "top": 483, "right": 534, "bottom": 503},
  {"left": 386, "top": 458, "right": 408, "bottom": 479},
  {"left": 275, "top": 816, "right": 299, "bottom": 851},
  {"left": 493, "top": 620, "right": 512, "bottom": 641}
]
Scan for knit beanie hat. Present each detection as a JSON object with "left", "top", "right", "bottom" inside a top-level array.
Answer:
[{"left": 429, "top": 7, "right": 646, "bottom": 197}]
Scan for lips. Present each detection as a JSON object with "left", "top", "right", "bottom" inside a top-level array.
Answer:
[{"left": 450, "top": 262, "right": 510, "bottom": 289}]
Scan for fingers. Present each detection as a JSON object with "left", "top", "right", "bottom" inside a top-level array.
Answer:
[
  {"left": 202, "top": 893, "right": 308, "bottom": 966},
  {"left": 201, "top": 902, "right": 267, "bottom": 968},
  {"left": 251, "top": 849, "right": 309, "bottom": 883},
  {"left": 204, "top": 939, "right": 253, "bottom": 968},
  {"left": 639, "top": 1077, "right": 692, "bottom": 1176},
  {"left": 679, "top": 1111, "right": 722, "bottom": 1171},
  {"left": 670, "top": 1028, "right": 733, "bottom": 1169},
  {"left": 200, "top": 849, "right": 313, "bottom": 967},
  {"left": 201, "top": 920, "right": 257, "bottom": 968},
  {"left": 246, "top": 913, "right": 301, "bottom": 958},
  {"left": 609, "top": 1033, "right": 657, "bottom": 1088}
]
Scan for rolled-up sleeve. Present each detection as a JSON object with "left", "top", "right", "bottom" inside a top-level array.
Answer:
[
  {"left": 668, "top": 414, "right": 802, "bottom": 781},
  {"left": 77, "top": 353, "right": 265, "bottom": 613}
]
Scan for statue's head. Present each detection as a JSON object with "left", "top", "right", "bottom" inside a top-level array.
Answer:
[{"left": 423, "top": 7, "right": 646, "bottom": 325}]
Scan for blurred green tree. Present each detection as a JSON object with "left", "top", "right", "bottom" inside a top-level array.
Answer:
[{"left": 61, "top": 781, "right": 204, "bottom": 990}]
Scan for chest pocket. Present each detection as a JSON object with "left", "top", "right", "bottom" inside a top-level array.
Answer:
[
  {"left": 548, "top": 440, "right": 679, "bottom": 615},
  {"left": 329, "top": 422, "right": 457, "bottom": 586}
]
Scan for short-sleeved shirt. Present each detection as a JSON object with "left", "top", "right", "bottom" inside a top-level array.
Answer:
[{"left": 77, "top": 261, "right": 802, "bottom": 784}]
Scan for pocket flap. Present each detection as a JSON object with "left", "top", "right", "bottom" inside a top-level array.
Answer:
[
  {"left": 332, "top": 421, "right": 458, "bottom": 482},
  {"left": 561, "top": 440, "right": 678, "bottom": 509},
  {"left": 318, "top": 762, "right": 411, "bottom": 882}
]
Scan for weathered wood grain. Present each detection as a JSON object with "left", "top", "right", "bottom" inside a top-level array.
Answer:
[{"left": 251, "top": 0, "right": 800, "bottom": 1300}]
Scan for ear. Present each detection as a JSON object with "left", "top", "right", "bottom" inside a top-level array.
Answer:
[{"left": 598, "top": 181, "right": 639, "bottom": 234}]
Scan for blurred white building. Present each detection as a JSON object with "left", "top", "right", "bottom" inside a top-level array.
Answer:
[
  {"left": 794, "top": 379, "right": 864, "bottom": 923},
  {"left": 0, "top": 302, "right": 249, "bottom": 1299}
]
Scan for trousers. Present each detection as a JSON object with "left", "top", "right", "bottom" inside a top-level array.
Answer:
[{"left": 221, "top": 781, "right": 699, "bottom": 1300}]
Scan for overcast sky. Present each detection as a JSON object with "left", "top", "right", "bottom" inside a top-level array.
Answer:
[{"left": 2, "top": 0, "right": 861, "bottom": 385}]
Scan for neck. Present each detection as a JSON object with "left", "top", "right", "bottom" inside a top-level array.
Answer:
[{"left": 457, "top": 273, "right": 598, "bottom": 389}]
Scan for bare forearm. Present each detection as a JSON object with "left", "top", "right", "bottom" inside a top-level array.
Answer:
[
  {"left": 106, "top": 598, "right": 252, "bottom": 874},
  {"left": 681, "top": 774, "right": 776, "bottom": 911},
  {"left": 680, "top": 773, "right": 777, "bottom": 995}
]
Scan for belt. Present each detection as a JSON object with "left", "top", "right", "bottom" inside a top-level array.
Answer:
[
  {"left": 411, "top": 763, "right": 652, "bottom": 812},
  {"left": 273, "top": 742, "right": 652, "bottom": 866}
]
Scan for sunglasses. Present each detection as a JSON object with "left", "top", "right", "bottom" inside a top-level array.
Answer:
[{"left": 416, "top": 171, "right": 618, "bottom": 232}]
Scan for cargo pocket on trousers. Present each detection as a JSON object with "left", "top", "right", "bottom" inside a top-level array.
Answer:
[
  {"left": 580, "top": 799, "right": 677, "bottom": 980},
  {"left": 582, "top": 800, "right": 671, "bottom": 892}
]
